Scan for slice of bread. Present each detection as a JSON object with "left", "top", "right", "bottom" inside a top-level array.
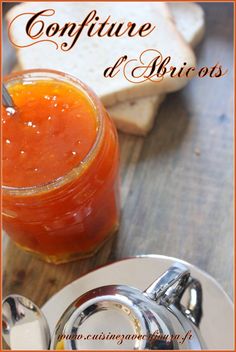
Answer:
[
  {"left": 169, "top": 2, "right": 205, "bottom": 49},
  {"left": 108, "top": 3, "right": 205, "bottom": 135},
  {"left": 108, "top": 95, "right": 165, "bottom": 136},
  {"left": 6, "top": 2, "right": 196, "bottom": 106}
]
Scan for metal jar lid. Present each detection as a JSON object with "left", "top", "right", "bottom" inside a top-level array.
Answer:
[{"left": 50, "top": 263, "right": 205, "bottom": 350}]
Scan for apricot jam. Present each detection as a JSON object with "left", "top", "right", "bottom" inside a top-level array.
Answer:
[{"left": 2, "top": 70, "right": 120, "bottom": 264}]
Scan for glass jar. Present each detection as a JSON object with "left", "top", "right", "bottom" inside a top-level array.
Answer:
[{"left": 2, "top": 69, "right": 120, "bottom": 264}]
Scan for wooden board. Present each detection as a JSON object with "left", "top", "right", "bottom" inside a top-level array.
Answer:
[{"left": 2, "top": 2, "right": 234, "bottom": 322}]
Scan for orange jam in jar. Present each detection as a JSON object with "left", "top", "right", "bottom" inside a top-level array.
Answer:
[{"left": 2, "top": 69, "right": 120, "bottom": 264}]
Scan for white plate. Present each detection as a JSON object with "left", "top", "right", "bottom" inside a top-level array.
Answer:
[{"left": 42, "top": 255, "right": 234, "bottom": 350}]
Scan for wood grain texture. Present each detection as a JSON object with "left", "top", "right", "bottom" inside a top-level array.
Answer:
[{"left": 2, "top": 2, "right": 234, "bottom": 323}]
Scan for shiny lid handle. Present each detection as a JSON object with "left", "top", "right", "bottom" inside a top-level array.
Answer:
[
  {"left": 144, "top": 262, "right": 202, "bottom": 326},
  {"left": 144, "top": 262, "right": 190, "bottom": 305},
  {"left": 178, "top": 277, "right": 202, "bottom": 327}
]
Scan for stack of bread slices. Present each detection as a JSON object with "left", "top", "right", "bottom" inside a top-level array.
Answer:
[{"left": 6, "top": 2, "right": 205, "bottom": 135}]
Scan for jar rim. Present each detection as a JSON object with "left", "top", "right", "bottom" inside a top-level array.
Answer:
[{"left": 2, "top": 68, "right": 105, "bottom": 196}]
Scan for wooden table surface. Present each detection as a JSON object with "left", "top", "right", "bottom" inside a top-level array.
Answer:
[{"left": 2, "top": 2, "right": 234, "bottom": 318}]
